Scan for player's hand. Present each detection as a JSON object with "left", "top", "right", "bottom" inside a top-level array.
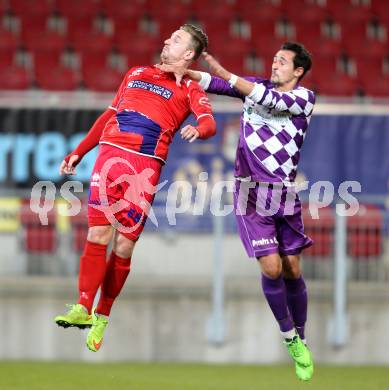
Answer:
[
  {"left": 202, "top": 52, "right": 230, "bottom": 81},
  {"left": 155, "top": 61, "right": 187, "bottom": 86},
  {"left": 59, "top": 155, "right": 80, "bottom": 175},
  {"left": 180, "top": 125, "right": 200, "bottom": 143}
]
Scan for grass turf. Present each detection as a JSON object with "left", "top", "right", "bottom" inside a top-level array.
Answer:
[{"left": 0, "top": 362, "right": 388, "bottom": 390}]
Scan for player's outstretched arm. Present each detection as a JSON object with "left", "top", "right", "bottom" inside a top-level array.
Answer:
[
  {"left": 202, "top": 52, "right": 256, "bottom": 96},
  {"left": 59, "top": 108, "right": 115, "bottom": 175},
  {"left": 155, "top": 61, "right": 202, "bottom": 86},
  {"left": 202, "top": 52, "right": 315, "bottom": 115}
]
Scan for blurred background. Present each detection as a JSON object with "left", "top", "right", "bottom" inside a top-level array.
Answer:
[{"left": 0, "top": 0, "right": 389, "bottom": 369}]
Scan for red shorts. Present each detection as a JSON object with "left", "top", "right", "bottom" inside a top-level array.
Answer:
[{"left": 88, "top": 144, "right": 162, "bottom": 241}]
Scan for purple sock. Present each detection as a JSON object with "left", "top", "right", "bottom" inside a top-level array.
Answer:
[
  {"left": 261, "top": 273, "right": 294, "bottom": 333},
  {"left": 284, "top": 276, "right": 308, "bottom": 340}
]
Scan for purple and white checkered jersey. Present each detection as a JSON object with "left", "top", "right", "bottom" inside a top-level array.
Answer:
[{"left": 199, "top": 73, "right": 315, "bottom": 185}]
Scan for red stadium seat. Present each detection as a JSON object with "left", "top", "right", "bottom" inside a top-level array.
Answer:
[
  {"left": 344, "top": 38, "right": 387, "bottom": 59},
  {"left": 0, "top": 48, "right": 15, "bottom": 67},
  {"left": 82, "top": 66, "right": 123, "bottom": 91},
  {"left": 371, "top": 0, "right": 389, "bottom": 22},
  {"left": 113, "top": 17, "right": 144, "bottom": 42},
  {"left": 239, "top": 0, "right": 283, "bottom": 25},
  {"left": 302, "top": 204, "right": 334, "bottom": 257},
  {"left": 209, "top": 52, "right": 245, "bottom": 75},
  {"left": 147, "top": 0, "right": 192, "bottom": 21},
  {"left": 0, "top": 0, "right": 7, "bottom": 14},
  {"left": 80, "top": 49, "right": 111, "bottom": 71},
  {"left": 340, "top": 21, "right": 368, "bottom": 45},
  {"left": 355, "top": 57, "right": 385, "bottom": 81},
  {"left": 286, "top": 2, "right": 330, "bottom": 24},
  {"left": 115, "top": 32, "right": 160, "bottom": 61},
  {"left": 295, "top": 22, "right": 323, "bottom": 45},
  {"left": 311, "top": 36, "right": 343, "bottom": 58},
  {"left": 56, "top": 0, "right": 102, "bottom": 18},
  {"left": 310, "top": 54, "right": 338, "bottom": 82},
  {"left": 9, "top": 0, "right": 53, "bottom": 17},
  {"left": 19, "top": 14, "right": 49, "bottom": 40},
  {"left": 332, "top": 2, "right": 374, "bottom": 24},
  {"left": 35, "top": 65, "right": 80, "bottom": 90},
  {"left": 243, "top": 50, "right": 271, "bottom": 78},
  {"left": 190, "top": 0, "right": 237, "bottom": 22},
  {"left": 71, "top": 30, "right": 113, "bottom": 53},
  {"left": 0, "top": 65, "right": 30, "bottom": 89},
  {"left": 25, "top": 31, "right": 67, "bottom": 52},
  {"left": 0, "top": 28, "right": 19, "bottom": 50},
  {"left": 361, "top": 75, "right": 389, "bottom": 97},
  {"left": 316, "top": 73, "right": 359, "bottom": 97},
  {"left": 347, "top": 204, "right": 383, "bottom": 258},
  {"left": 33, "top": 49, "right": 63, "bottom": 70},
  {"left": 102, "top": 0, "right": 146, "bottom": 20},
  {"left": 300, "top": 70, "right": 317, "bottom": 93},
  {"left": 65, "top": 14, "right": 96, "bottom": 40},
  {"left": 158, "top": 17, "right": 195, "bottom": 43},
  {"left": 215, "top": 35, "right": 252, "bottom": 56},
  {"left": 125, "top": 51, "right": 154, "bottom": 68},
  {"left": 20, "top": 200, "right": 57, "bottom": 254},
  {"left": 250, "top": 19, "right": 278, "bottom": 44},
  {"left": 251, "top": 36, "right": 285, "bottom": 59},
  {"left": 70, "top": 200, "right": 89, "bottom": 253}
]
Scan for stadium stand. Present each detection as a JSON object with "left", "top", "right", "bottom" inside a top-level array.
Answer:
[
  {"left": 20, "top": 199, "right": 57, "bottom": 255},
  {"left": 70, "top": 199, "right": 89, "bottom": 253},
  {"left": 347, "top": 204, "right": 383, "bottom": 258},
  {"left": 302, "top": 204, "right": 334, "bottom": 258},
  {"left": 0, "top": 0, "right": 387, "bottom": 96}
]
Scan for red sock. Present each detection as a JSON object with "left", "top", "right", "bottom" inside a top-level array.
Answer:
[
  {"left": 96, "top": 251, "right": 132, "bottom": 316},
  {"left": 78, "top": 241, "right": 108, "bottom": 313}
]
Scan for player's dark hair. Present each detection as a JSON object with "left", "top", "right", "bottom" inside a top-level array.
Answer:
[
  {"left": 180, "top": 24, "right": 208, "bottom": 60},
  {"left": 281, "top": 42, "right": 312, "bottom": 80}
]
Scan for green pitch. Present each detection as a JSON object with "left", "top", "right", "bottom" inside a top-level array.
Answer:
[{"left": 0, "top": 362, "right": 388, "bottom": 390}]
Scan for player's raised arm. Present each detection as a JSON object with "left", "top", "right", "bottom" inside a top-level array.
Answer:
[
  {"left": 202, "top": 52, "right": 315, "bottom": 115},
  {"left": 156, "top": 60, "right": 248, "bottom": 99},
  {"left": 60, "top": 68, "right": 132, "bottom": 175},
  {"left": 59, "top": 108, "right": 115, "bottom": 175},
  {"left": 155, "top": 60, "right": 202, "bottom": 86}
]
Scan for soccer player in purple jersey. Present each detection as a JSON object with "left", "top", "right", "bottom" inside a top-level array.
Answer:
[{"left": 157, "top": 42, "right": 315, "bottom": 381}]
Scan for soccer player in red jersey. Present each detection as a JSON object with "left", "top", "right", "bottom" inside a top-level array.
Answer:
[{"left": 54, "top": 24, "right": 216, "bottom": 352}]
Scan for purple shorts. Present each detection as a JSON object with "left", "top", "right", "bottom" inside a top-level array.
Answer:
[{"left": 233, "top": 180, "right": 313, "bottom": 258}]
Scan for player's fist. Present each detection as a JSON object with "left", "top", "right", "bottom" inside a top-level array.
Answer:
[
  {"left": 202, "top": 52, "right": 230, "bottom": 81},
  {"left": 180, "top": 125, "right": 200, "bottom": 143},
  {"left": 59, "top": 154, "right": 80, "bottom": 175}
]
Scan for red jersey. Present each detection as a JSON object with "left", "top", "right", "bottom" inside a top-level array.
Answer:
[{"left": 99, "top": 65, "right": 215, "bottom": 162}]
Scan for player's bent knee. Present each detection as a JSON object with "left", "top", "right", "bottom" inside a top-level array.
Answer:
[
  {"left": 87, "top": 225, "right": 113, "bottom": 245},
  {"left": 113, "top": 233, "right": 136, "bottom": 259},
  {"left": 283, "top": 268, "right": 301, "bottom": 279},
  {"left": 282, "top": 255, "right": 301, "bottom": 279},
  {"left": 257, "top": 254, "right": 282, "bottom": 279},
  {"left": 262, "top": 267, "right": 283, "bottom": 279}
]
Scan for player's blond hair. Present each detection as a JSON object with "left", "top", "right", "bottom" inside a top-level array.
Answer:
[{"left": 180, "top": 24, "right": 208, "bottom": 60}]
